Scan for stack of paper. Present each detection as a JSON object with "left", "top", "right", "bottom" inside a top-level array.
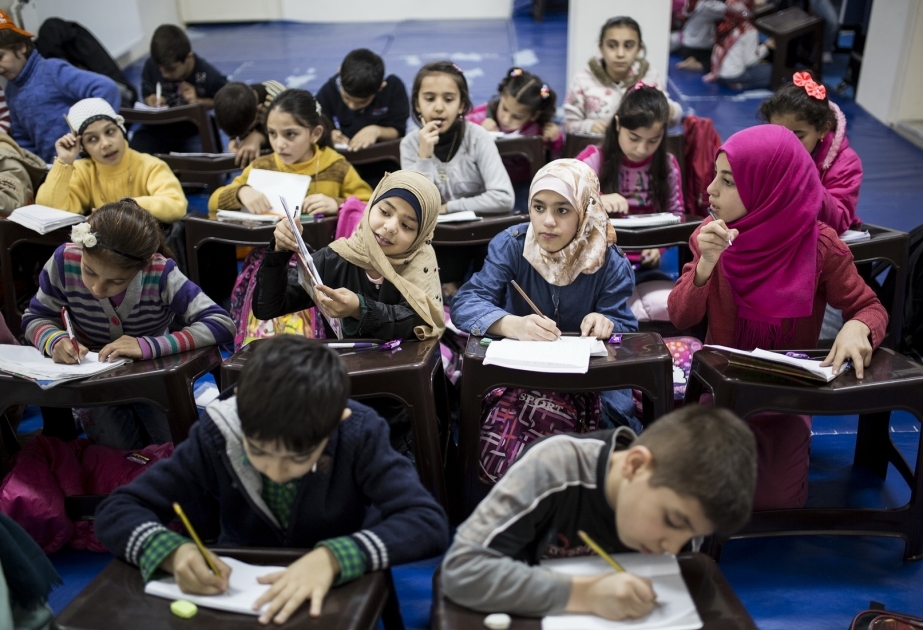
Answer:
[
  {"left": 483, "top": 337, "right": 604, "bottom": 374},
  {"left": 436, "top": 210, "right": 482, "bottom": 223},
  {"left": 705, "top": 345, "right": 840, "bottom": 383},
  {"left": 169, "top": 152, "right": 237, "bottom": 158},
  {"left": 216, "top": 210, "right": 281, "bottom": 224},
  {"left": 247, "top": 170, "right": 312, "bottom": 217},
  {"left": 8, "top": 205, "right": 86, "bottom": 235},
  {"left": 840, "top": 229, "right": 871, "bottom": 243},
  {"left": 0, "top": 346, "right": 129, "bottom": 389},
  {"left": 541, "top": 554, "right": 702, "bottom": 630},
  {"left": 610, "top": 213, "right": 682, "bottom": 228},
  {"left": 145, "top": 556, "right": 287, "bottom": 616}
]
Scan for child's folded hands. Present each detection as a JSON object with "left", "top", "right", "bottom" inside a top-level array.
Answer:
[{"left": 254, "top": 546, "right": 340, "bottom": 625}]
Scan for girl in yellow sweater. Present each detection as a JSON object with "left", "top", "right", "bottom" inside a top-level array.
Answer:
[
  {"left": 37, "top": 98, "right": 187, "bottom": 223},
  {"left": 208, "top": 88, "right": 372, "bottom": 215}
]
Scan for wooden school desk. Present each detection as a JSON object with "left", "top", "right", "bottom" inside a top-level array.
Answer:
[
  {"left": 221, "top": 338, "right": 450, "bottom": 511},
  {"left": 55, "top": 547, "right": 404, "bottom": 630},
  {"left": 613, "top": 214, "right": 704, "bottom": 268},
  {"left": 684, "top": 346, "right": 923, "bottom": 561},
  {"left": 120, "top": 104, "right": 221, "bottom": 154},
  {"left": 0, "top": 219, "right": 72, "bottom": 335},
  {"left": 430, "top": 552, "right": 757, "bottom": 630},
  {"left": 183, "top": 213, "right": 338, "bottom": 287},
  {"left": 432, "top": 214, "right": 525, "bottom": 247}
]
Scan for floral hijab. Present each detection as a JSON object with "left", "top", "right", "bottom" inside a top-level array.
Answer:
[{"left": 522, "top": 159, "right": 617, "bottom": 286}]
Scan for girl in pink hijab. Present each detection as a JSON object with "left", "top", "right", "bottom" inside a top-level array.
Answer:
[{"left": 669, "top": 124, "right": 888, "bottom": 510}]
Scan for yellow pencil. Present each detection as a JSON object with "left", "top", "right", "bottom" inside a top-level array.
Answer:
[
  {"left": 577, "top": 530, "right": 625, "bottom": 573},
  {"left": 173, "top": 502, "right": 221, "bottom": 576}
]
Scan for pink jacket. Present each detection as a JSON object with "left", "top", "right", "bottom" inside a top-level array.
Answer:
[
  {"left": 465, "top": 102, "right": 565, "bottom": 157},
  {"left": 814, "top": 102, "right": 863, "bottom": 234},
  {"left": 576, "top": 144, "right": 684, "bottom": 215}
]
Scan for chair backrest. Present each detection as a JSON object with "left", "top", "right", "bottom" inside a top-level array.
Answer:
[
  {"left": 339, "top": 138, "right": 402, "bottom": 168},
  {"left": 564, "top": 132, "right": 602, "bottom": 159},
  {"left": 156, "top": 153, "right": 239, "bottom": 191},
  {"left": 495, "top": 136, "right": 546, "bottom": 181},
  {"left": 120, "top": 104, "right": 221, "bottom": 153}
]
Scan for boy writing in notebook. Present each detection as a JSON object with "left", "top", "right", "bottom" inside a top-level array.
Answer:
[
  {"left": 441, "top": 405, "right": 757, "bottom": 621},
  {"left": 95, "top": 336, "right": 448, "bottom": 625}
]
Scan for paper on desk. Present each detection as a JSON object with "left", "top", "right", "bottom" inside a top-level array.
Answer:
[
  {"left": 247, "top": 169, "right": 312, "bottom": 217},
  {"left": 436, "top": 210, "right": 482, "bottom": 223},
  {"left": 484, "top": 337, "right": 601, "bottom": 374},
  {"left": 169, "top": 152, "right": 237, "bottom": 158},
  {"left": 541, "top": 554, "right": 702, "bottom": 630},
  {"left": 132, "top": 101, "right": 167, "bottom": 111},
  {"left": 0, "top": 346, "right": 129, "bottom": 389},
  {"left": 334, "top": 143, "right": 350, "bottom": 151},
  {"left": 216, "top": 210, "right": 281, "bottom": 224},
  {"left": 145, "top": 556, "right": 287, "bottom": 616}
]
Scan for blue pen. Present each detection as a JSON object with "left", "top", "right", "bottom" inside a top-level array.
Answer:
[
  {"left": 328, "top": 342, "right": 380, "bottom": 349},
  {"left": 333, "top": 116, "right": 341, "bottom": 130}
]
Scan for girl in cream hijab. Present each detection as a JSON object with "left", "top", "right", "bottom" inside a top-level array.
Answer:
[{"left": 253, "top": 170, "right": 445, "bottom": 340}]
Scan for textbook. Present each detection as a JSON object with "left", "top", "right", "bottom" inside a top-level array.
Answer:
[
  {"left": 541, "top": 554, "right": 702, "bottom": 630},
  {"left": 216, "top": 210, "right": 281, "bottom": 224},
  {"left": 0, "top": 346, "right": 129, "bottom": 389},
  {"left": 145, "top": 556, "right": 287, "bottom": 616},
  {"left": 282, "top": 198, "right": 343, "bottom": 339},
  {"left": 609, "top": 213, "right": 682, "bottom": 228},
  {"left": 436, "top": 210, "right": 482, "bottom": 223},
  {"left": 247, "top": 169, "right": 312, "bottom": 217},
  {"left": 705, "top": 344, "right": 841, "bottom": 383},
  {"left": 483, "top": 337, "right": 606, "bottom": 374},
  {"left": 7, "top": 204, "right": 85, "bottom": 234}
]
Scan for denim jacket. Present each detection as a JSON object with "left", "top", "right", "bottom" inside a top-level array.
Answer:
[{"left": 452, "top": 224, "right": 638, "bottom": 336}]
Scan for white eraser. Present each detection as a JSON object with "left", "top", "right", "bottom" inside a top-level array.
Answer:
[{"left": 484, "top": 613, "right": 512, "bottom": 630}]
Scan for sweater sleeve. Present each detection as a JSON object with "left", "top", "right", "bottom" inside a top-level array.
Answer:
[
  {"left": 355, "top": 293, "right": 426, "bottom": 341},
  {"left": 817, "top": 149, "right": 863, "bottom": 235},
  {"left": 818, "top": 228, "right": 888, "bottom": 349},
  {"left": 250, "top": 247, "right": 317, "bottom": 320},
  {"left": 208, "top": 162, "right": 255, "bottom": 212},
  {"left": 0, "top": 157, "right": 34, "bottom": 215},
  {"left": 445, "top": 129, "right": 514, "bottom": 215},
  {"left": 55, "top": 61, "right": 121, "bottom": 112},
  {"left": 8, "top": 95, "right": 35, "bottom": 154},
  {"left": 563, "top": 72, "right": 598, "bottom": 135},
  {"left": 35, "top": 159, "right": 93, "bottom": 214},
  {"left": 595, "top": 250, "right": 640, "bottom": 332},
  {"left": 667, "top": 153, "right": 685, "bottom": 215},
  {"left": 21, "top": 248, "right": 71, "bottom": 355},
  {"left": 335, "top": 163, "right": 373, "bottom": 205},
  {"left": 132, "top": 158, "right": 188, "bottom": 223},
  {"left": 451, "top": 231, "right": 520, "bottom": 336},
  {"left": 138, "top": 260, "right": 235, "bottom": 357},
  {"left": 667, "top": 225, "right": 712, "bottom": 330}
]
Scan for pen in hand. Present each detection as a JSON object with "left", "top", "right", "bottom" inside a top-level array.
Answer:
[
  {"left": 707, "top": 208, "right": 732, "bottom": 246},
  {"left": 61, "top": 307, "right": 82, "bottom": 364}
]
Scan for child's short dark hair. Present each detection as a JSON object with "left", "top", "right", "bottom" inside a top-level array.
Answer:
[
  {"left": 492, "top": 67, "right": 557, "bottom": 127},
  {"left": 237, "top": 337, "right": 350, "bottom": 453},
  {"left": 84, "top": 199, "right": 174, "bottom": 271},
  {"left": 633, "top": 405, "right": 757, "bottom": 536},
  {"left": 340, "top": 48, "right": 385, "bottom": 99},
  {"left": 214, "top": 82, "right": 258, "bottom": 139},
  {"left": 600, "top": 86, "right": 671, "bottom": 210},
  {"left": 757, "top": 74, "right": 837, "bottom": 133},
  {"left": 150, "top": 24, "right": 191, "bottom": 67},
  {"left": 0, "top": 30, "right": 34, "bottom": 55},
  {"left": 410, "top": 61, "right": 473, "bottom": 126},
  {"left": 599, "top": 16, "right": 643, "bottom": 46},
  {"left": 266, "top": 89, "right": 332, "bottom": 149}
]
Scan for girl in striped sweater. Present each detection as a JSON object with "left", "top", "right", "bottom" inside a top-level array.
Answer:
[{"left": 21, "top": 199, "right": 235, "bottom": 449}]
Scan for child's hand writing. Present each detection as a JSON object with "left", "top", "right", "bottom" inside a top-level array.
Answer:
[
  {"left": 331, "top": 129, "right": 349, "bottom": 146},
  {"left": 99, "top": 335, "right": 143, "bottom": 361},
  {"left": 273, "top": 217, "right": 303, "bottom": 252},
  {"left": 314, "top": 285, "right": 361, "bottom": 319},
  {"left": 302, "top": 194, "right": 339, "bottom": 216},
  {"left": 821, "top": 319, "right": 873, "bottom": 379},
  {"left": 567, "top": 572, "right": 657, "bottom": 621},
  {"left": 580, "top": 313, "right": 614, "bottom": 340},
  {"left": 348, "top": 125, "right": 381, "bottom": 151},
  {"left": 640, "top": 248, "right": 661, "bottom": 268},
  {"left": 417, "top": 121, "right": 441, "bottom": 159},
  {"left": 161, "top": 543, "right": 231, "bottom": 596},
  {"left": 600, "top": 193, "right": 629, "bottom": 215},
  {"left": 238, "top": 186, "right": 274, "bottom": 214},
  {"left": 253, "top": 546, "right": 339, "bottom": 625},
  {"left": 480, "top": 118, "right": 499, "bottom": 132},
  {"left": 516, "top": 314, "right": 561, "bottom": 341},
  {"left": 542, "top": 122, "right": 562, "bottom": 141},
  {"left": 55, "top": 133, "right": 82, "bottom": 165},
  {"left": 590, "top": 119, "right": 609, "bottom": 135},
  {"left": 52, "top": 337, "right": 89, "bottom": 364}
]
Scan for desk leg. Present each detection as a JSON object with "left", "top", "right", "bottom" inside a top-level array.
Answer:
[
  {"left": 406, "top": 375, "right": 449, "bottom": 511},
  {"left": 0, "top": 237, "right": 18, "bottom": 334},
  {"left": 905, "top": 422, "right": 923, "bottom": 560},
  {"left": 890, "top": 255, "right": 909, "bottom": 350},
  {"left": 381, "top": 570, "right": 406, "bottom": 630},
  {"left": 854, "top": 412, "right": 892, "bottom": 479},
  {"left": 162, "top": 374, "right": 199, "bottom": 444},
  {"left": 185, "top": 227, "right": 202, "bottom": 286}
]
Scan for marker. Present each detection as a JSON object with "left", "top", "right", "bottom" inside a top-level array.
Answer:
[
  {"left": 60, "top": 307, "right": 81, "bottom": 364},
  {"left": 156, "top": 82, "right": 162, "bottom": 107}
]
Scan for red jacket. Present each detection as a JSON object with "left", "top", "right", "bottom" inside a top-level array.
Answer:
[
  {"left": 814, "top": 102, "right": 863, "bottom": 234},
  {"left": 668, "top": 222, "right": 888, "bottom": 349}
]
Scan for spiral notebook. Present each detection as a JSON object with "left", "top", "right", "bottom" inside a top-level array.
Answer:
[{"left": 610, "top": 213, "right": 682, "bottom": 228}]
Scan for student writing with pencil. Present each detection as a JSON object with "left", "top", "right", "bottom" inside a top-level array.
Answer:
[{"left": 450, "top": 159, "right": 639, "bottom": 482}]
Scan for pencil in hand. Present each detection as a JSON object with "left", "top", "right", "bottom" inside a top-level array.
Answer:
[
  {"left": 577, "top": 530, "right": 625, "bottom": 572},
  {"left": 173, "top": 502, "right": 221, "bottom": 577},
  {"left": 510, "top": 280, "right": 545, "bottom": 318}
]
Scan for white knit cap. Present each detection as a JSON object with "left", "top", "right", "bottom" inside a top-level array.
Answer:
[{"left": 66, "top": 98, "right": 127, "bottom": 136}]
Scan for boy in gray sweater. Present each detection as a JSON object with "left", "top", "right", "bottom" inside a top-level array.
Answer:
[{"left": 441, "top": 405, "right": 757, "bottom": 621}]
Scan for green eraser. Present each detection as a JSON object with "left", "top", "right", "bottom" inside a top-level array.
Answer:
[
  {"left": 480, "top": 337, "right": 492, "bottom": 346},
  {"left": 171, "top": 599, "right": 198, "bottom": 618}
]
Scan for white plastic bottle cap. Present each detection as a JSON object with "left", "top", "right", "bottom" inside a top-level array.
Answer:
[{"left": 484, "top": 612, "right": 512, "bottom": 630}]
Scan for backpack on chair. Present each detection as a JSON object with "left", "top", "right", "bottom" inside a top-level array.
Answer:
[{"left": 682, "top": 115, "right": 722, "bottom": 218}]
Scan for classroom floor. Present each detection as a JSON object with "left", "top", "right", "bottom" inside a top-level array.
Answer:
[{"left": 37, "top": 9, "right": 923, "bottom": 629}]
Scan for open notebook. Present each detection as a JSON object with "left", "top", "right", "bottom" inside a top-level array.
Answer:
[
  {"left": 0, "top": 346, "right": 129, "bottom": 389},
  {"left": 247, "top": 169, "right": 312, "bottom": 217},
  {"left": 705, "top": 344, "right": 841, "bottom": 383},
  {"left": 483, "top": 337, "right": 607, "bottom": 374},
  {"left": 541, "top": 554, "right": 702, "bottom": 630},
  {"left": 145, "top": 556, "right": 286, "bottom": 616},
  {"left": 609, "top": 213, "right": 682, "bottom": 228},
  {"left": 8, "top": 204, "right": 86, "bottom": 235}
]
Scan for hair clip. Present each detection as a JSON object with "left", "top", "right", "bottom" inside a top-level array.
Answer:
[
  {"left": 629, "top": 81, "right": 653, "bottom": 93},
  {"left": 510, "top": 68, "right": 523, "bottom": 77},
  {"left": 539, "top": 84, "right": 550, "bottom": 99},
  {"left": 451, "top": 62, "right": 464, "bottom": 74},
  {"left": 70, "top": 223, "right": 97, "bottom": 248},
  {"left": 792, "top": 71, "right": 826, "bottom": 100}
]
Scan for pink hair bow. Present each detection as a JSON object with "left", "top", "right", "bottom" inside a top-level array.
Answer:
[
  {"left": 792, "top": 71, "right": 826, "bottom": 100},
  {"left": 629, "top": 81, "right": 653, "bottom": 93}
]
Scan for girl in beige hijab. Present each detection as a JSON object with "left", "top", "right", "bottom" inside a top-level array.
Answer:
[{"left": 253, "top": 170, "right": 445, "bottom": 341}]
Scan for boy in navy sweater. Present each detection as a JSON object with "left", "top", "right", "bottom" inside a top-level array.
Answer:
[{"left": 96, "top": 336, "right": 448, "bottom": 625}]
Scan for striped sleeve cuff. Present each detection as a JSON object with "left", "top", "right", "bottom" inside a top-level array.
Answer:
[
  {"left": 39, "top": 328, "right": 68, "bottom": 356},
  {"left": 139, "top": 530, "right": 190, "bottom": 581},
  {"left": 317, "top": 536, "right": 368, "bottom": 585},
  {"left": 351, "top": 529, "right": 390, "bottom": 572}
]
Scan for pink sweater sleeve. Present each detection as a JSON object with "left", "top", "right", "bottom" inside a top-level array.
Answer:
[
  {"left": 575, "top": 145, "right": 602, "bottom": 175},
  {"left": 818, "top": 147, "right": 863, "bottom": 234},
  {"left": 667, "top": 224, "right": 712, "bottom": 330},
  {"left": 465, "top": 103, "right": 490, "bottom": 126}
]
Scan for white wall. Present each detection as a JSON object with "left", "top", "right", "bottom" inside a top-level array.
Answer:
[
  {"left": 856, "top": 0, "right": 923, "bottom": 125},
  {"left": 178, "top": 0, "right": 512, "bottom": 23},
  {"left": 567, "top": 0, "right": 670, "bottom": 94}
]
